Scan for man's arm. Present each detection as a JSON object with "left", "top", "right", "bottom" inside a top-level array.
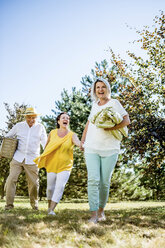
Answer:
[
  {"left": 5, "top": 124, "right": 17, "bottom": 138},
  {"left": 40, "top": 126, "right": 48, "bottom": 149}
]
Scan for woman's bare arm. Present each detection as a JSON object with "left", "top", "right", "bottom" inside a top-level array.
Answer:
[
  {"left": 72, "top": 133, "right": 81, "bottom": 147},
  {"left": 81, "top": 120, "right": 89, "bottom": 143},
  {"left": 104, "top": 115, "right": 130, "bottom": 131}
]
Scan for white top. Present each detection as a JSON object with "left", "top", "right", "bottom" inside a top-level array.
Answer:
[
  {"left": 84, "top": 99, "right": 128, "bottom": 156},
  {"left": 6, "top": 121, "right": 47, "bottom": 164}
]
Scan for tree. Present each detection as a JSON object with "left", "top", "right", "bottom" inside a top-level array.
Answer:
[{"left": 107, "top": 11, "right": 165, "bottom": 199}]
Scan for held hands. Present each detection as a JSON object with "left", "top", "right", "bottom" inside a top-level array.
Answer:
[{"left": 72, "top": 134, "right": 85, "bottom": 151}]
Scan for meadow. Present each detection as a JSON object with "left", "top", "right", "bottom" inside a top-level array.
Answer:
[{"left": 0, "top": 198, "right": 165, "bottom": 248}]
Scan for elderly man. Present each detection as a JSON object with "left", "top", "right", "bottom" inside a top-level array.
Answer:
[{"left": 4, "top": 107, "right": 47, "bottom": 210}]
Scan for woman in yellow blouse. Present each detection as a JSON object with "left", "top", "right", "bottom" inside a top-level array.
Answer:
[{"left": 34, "top": 112, "right": 81, "bottom": 215}]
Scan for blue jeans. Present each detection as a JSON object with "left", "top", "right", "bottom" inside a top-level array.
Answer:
[{"left": 85, "top": 153, "right": 118, "bottom": 211}]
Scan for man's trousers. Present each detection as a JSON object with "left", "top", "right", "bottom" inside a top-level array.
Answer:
[{"left": 5, "top": 159, "right": 39, "bottom": 209}]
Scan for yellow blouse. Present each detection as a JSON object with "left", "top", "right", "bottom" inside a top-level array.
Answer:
[{"left": 34, "top": 129, "right": 74, "bottom": 173}]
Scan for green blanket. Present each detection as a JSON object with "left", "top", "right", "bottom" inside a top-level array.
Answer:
[{"left": 91, "top": 107, "right": 128, "bottom": 141}]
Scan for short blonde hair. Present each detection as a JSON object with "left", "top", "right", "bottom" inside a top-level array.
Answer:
[{"left": 91, "top": 78, "right": 111, "bottom": 102}]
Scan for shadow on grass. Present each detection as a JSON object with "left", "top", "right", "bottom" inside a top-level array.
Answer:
[
  {"left": 0, "top": 197, "right": 165, "bottom": 248},
  {"left": 0, "top": 205, "right": 165, "bottom": 247},
  {"left": 0, "top": 205, "right": 165, "bottom": 230}
]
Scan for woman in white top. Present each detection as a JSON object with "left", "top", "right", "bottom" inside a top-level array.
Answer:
[{"left": 81, "top": 78, "right": 130, "bottom": 223}]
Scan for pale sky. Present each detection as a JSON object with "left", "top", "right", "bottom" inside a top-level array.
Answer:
[{"left": 1, "top": 0, "right": 164, "bottom": 130}]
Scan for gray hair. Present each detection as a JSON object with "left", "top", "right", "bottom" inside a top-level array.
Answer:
[{"left": 90, "top": 78, "right": 111, "bottom": 102}]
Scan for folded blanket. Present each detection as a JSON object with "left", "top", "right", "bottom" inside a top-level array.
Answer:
[{"left": 91, "top": 107, "right": 128, "bottom": 141}]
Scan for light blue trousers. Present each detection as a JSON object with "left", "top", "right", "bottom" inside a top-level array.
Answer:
[{"left": 85, "top": 153, "right": 118, "bottom": 211}]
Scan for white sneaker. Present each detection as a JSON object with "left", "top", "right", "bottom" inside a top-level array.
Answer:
[
  {"left": 88, "top": 217, "right": 98, "bottom": 224},
  {"left": 98, "top": 212, "right": 106, "bottom": 222},
  {"left": 48, "top": 210, "right": 56, "bottom": 216}
]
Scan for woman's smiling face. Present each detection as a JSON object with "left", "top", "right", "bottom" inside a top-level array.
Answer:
[
  {"left": 95, "top": 81, "right": 108, "bottom": 100},
  {"left": 58, "top": 113, "right": 70, "bottom": 128}
]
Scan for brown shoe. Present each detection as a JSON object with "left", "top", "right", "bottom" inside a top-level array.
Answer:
[{"left": 5, "top": 205, "right": 14, "bottom": 210}]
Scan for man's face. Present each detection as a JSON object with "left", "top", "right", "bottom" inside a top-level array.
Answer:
[{"left": 25, "top": 115, "right": 37, "bottom": 127}]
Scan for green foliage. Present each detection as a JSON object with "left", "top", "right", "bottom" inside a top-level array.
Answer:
[
  {"left": 111, "top": 165, "right": 152, "bottom": 201},
  {"left": 63, "top": 147, "right": 87, "bottom": 199},
  {"left": 108, "top": 11, "right": 165, "bottom": 199},
  {"left": 39, "top": 168, "right": 47, "bottom": 200},
  {"left": 1, "top": 103, "right": 27, "bottom": 132},
  {"left": 0, "top": 157, "right": 11, "bottom": 199}
]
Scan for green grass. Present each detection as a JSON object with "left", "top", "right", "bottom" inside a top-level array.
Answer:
[{"left": 0, "top": 198, "right": 165, "bottom": 248}]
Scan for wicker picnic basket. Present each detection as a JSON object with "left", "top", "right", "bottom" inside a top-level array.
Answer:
[{"left": 0, "top": 137, "right": 18, "bottom": 159}]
